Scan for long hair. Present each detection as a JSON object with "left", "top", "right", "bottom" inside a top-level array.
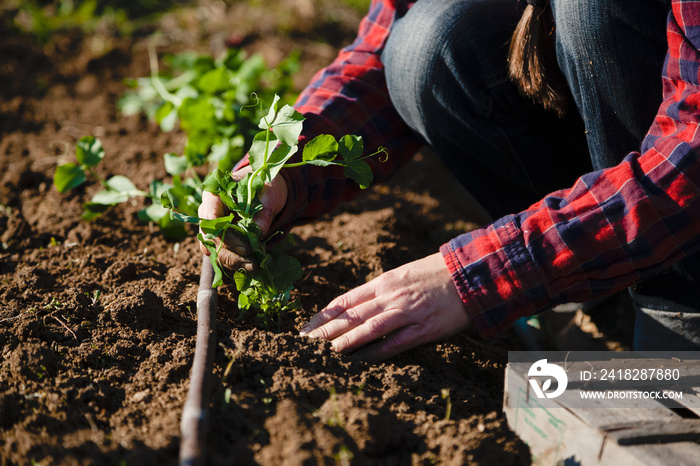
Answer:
[{"left": 508, "top": 0, "right": 569, "bottom": 117}]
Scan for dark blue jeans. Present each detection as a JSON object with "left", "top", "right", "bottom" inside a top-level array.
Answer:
[{"left": 382, "top": 0, "right": 700, "bottom": 350}]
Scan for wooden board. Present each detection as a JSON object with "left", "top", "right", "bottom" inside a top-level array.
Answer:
[{"left": 504, "top": 361, "right": 700, "bottom": 465}]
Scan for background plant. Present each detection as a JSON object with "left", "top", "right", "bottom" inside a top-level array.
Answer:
[
  {"left": 6, "top": 0, "right": 192, "bottom": 41},
  {"left": 54, "top": 47, "right": 299, "bottom": 239}
]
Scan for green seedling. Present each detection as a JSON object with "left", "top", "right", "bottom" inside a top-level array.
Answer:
[
  {"left": 54, "top": 48, "right": 300, "bottom": 241},
  {"left": 85, "top": 290, "right": 101, "bottom": 307},
  {"left": 354, "top": 382, "right": 365, "bottom": 396},
  {"left": 53, "top": 135, "right": 193, "bottom": 238},
  {"left": 334, "top": 445, "right": 354, "bottom": 466},
  {"left": 53, "top": 135, "right": 106, "bottom": 193},
  {"left": 165, "top": 95, "right": 386, "bottom": 324},
  {"left": 441, "top": 388, "right": 452, "bottom": 422},
  {"left": 119, "top": 45, "right": 299, "bottom": 175}
]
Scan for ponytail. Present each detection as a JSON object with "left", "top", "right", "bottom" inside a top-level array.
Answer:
[{"left": 508, "top": 0, "right": 568, "bottom": 117}]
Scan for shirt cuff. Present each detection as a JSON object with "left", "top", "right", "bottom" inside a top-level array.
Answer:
[{"left": 440, "top": 215, "right": 551, "bottom": 339}]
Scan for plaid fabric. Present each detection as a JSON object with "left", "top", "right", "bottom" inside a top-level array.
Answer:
[
  {"left": 257, "top": 1, "right": 700, "bottom": 340},
  {"left": 269, "top": 0, "right": 421, "bottom": 234},
  {"left": 442, "top": 1, "right": 700, "bottom": 338}
]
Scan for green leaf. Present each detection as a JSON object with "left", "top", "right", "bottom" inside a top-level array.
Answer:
[
  {"left": 118, "top": 91, "right": 144, "bottom": 116},
  {"left": 164, "top": 152, "right": 189, "bottom": 176},
  {"left": 209, "top": 139, "right": 231, "bottom": 163},
  {"left": 179, "top": 97, "right": 214, "bottom": 132},
  {"left": 174, "top": 84, "right": 199, "bottom": 101},
  {"left": 259, "top": 94, "right": 281, "bottom": 130},
  {"left": 200, "top": 214, "right": 235, "bottom": 236},
  {"left": 192, "top": 55, "right": 216, "bottom": 75},
  {"left": 265, "top": 144, "right": 298, "bottom": 183},
  {"left": 82, "top": 202, "right": 111, "bottom": 221},
  {"left": 149, "top": 179, "right": 172, "bottom": 199},
  {"left": 198, "top": 67, "right": 235, "bottom": 94},
  {"left": 272, "top": 255, "right": 302, "bottom": 291},
  {"left": 222, "top": 48, "right": 246, "bottom": 71},
  {"left": 165, "top": 51, "right": 199, "bottom": 71},
  {"left": 344, "top": 160, "right": 373, "bottom": 189},
  {"left": 202, "top": 169, "right": 226, "bottom": 193},
  {"left": 158, "top": 214, "right": 188, "bottom": 240},
  {"left": 161, "top": 189, "right": 176, "bottom": 209},
  {"left": 155, "top": 101, "right": 178, "bottom": 132},
  {"left": 90, "top": 189, "right": 129, "bottom": 205},
  {"left": 248, "top": 131, "right": 279, "bottom": 172},
  {"left": 237, "top": 292, "right": 250, "bottom": 310},
  {"left": 170, "top": 210, "right": 200, "bottom": 224},
  {"left": 54, "top": 163, "right": 86, "bottom": 192},
  {"left": 269, "top": 104, "right": 304, "bottom": 147},
  {"left": 76, "top": 136, "right": 105, "bottom": 167},
  {"left": 235, "top": 172, "right": 265, "bottom": 209},
  {"left": 234, "top": 270, "right": 251, "bottom": 291},
  {"left": 338, "top": 134, "right": 363, "bottom": 161},
  {"left": 302, "top": 134, "right": 338, "bottom": 162},
  {"left": 105, "top": 176, "right": 143, "bottom": 196},
  {"left": 138, "top": 203, "right": 169, "bottom": 223},
  {"left": 198, "top": 233, "right": 223, "bottom": 288},
  {"left": 304, "top": 159, "right": 340, "bottom": 167}
]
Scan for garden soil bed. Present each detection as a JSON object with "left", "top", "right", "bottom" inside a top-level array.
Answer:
[{"left": 0, "top": 7, "right": 530, "bottom": 465}]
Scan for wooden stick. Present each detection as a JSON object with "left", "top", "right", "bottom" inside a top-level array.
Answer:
[
  {"left": 50, "top": 314, "right": 78, "bottom": 342},
  {"left": 179, "top": 256, "right": 218, "bottom": 466}
]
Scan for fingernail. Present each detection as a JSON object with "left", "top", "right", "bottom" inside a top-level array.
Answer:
[
  {"left": 299, "top": 323, "right": 311, "bottom": 336},
  {"left": 234, "top": 246, "right": 247, "bottom": 256}
]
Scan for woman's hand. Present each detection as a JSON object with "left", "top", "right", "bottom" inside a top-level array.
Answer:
[
  {"left": 197, "top": 165, "right": 288, "bottom": 271},
  {"left": 300, "top": 252, "right": 471, "bottom": 361}
]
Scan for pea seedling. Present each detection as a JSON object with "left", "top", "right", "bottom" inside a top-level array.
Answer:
[{"left": 165, "top": 95, "right": 386, "bottom": 324}]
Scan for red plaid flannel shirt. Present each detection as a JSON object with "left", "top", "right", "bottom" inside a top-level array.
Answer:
[{"left": 272, "top": 0, "right": 700, "bottom": 339}]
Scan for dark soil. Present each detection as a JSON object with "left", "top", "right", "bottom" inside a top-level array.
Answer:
[{"left": 0, "top": 3, "right": 530, "bottom": 465}]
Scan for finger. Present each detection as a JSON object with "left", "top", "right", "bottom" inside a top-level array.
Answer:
[
  {"left": 354, "top": 325, "right": 424, "bottom": 362},
  {"left": 299, "top": 284, "right": 378, "bottom": 335},
  {"left": 305, "top": 299, "right": 385, "bottom": 341},
  {"left": 230, "top": 165, "right": 252, "bottom": 182},
  {"left": 329, "top": 308, "right": 408, "bottom": 354},
  {"left": 217, "top": 247, "right": 255, "bottom": 273},
  {"left": 198, "top": 191, "right": 225, "bottom": 219},
  {"left": 254, "top": 175, "right": 287, "bottom": 236},
  {"left": 299, "top": 306, "right": 345, "bottom": 336},
  {"left": 254, "top": 191, "right": 276, "bottom": 237},
  {"left": 199, "top": 242, "right": 211, "bottom": 257},
  {"left": 221, "top": 229, "right": 252, "bottom": 258}
]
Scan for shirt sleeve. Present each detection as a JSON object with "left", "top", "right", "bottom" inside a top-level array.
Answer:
[
  {"left": 268, "top": 0, "right": 423, "bottom": 233},
  {"left": 441, "top": 1, "right": 700, "bottom": 339}
]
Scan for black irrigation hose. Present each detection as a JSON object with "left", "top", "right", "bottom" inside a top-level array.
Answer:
[{"left": 180, "top": 256, "right": 218, "bottom": 466}]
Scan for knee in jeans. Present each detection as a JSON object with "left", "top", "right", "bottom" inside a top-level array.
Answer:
[
  {"left": 383, "top": 0, "right": 460, "bottom": 100},
  {"left": 383, "top": 0, "right": 495, "bottom": 133},
  {"left": 553, "top": 0, "right": 615, "bottom": 65}
]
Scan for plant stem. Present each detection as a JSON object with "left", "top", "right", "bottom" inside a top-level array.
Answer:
[
  {"left": 86, "top": 167, "right": 108, "bottom": 189},
  {"left": 148, "top": 43, "right": 182, "bottom": 108},
  {"left": 281, "top": 161, "right": 313, "bottom": 169},
  {"left": 245, "top": 128, "right": 271, "bottom": 215},
  {"left": 188, "top": 167, "right": 203, "bottom": 189}
]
